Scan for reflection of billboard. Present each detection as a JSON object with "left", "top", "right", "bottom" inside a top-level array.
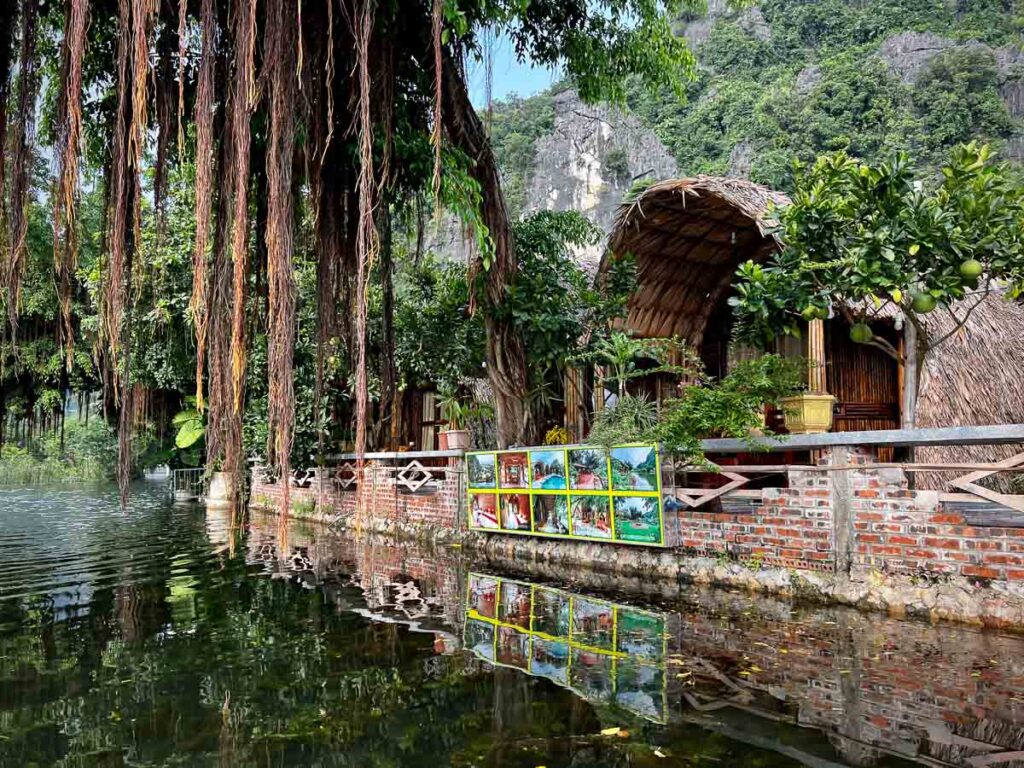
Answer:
[
  {"left": 465, "top": 619, "right": 495, "bottom": 661},
  {"left": 467, "top": 444, "right": 664, "bottom": 547},
  {"left": 468, "top": 575, "right": 498, "bottom": 619},
  {"left": 462, "top": 573, "right": 667, "bottom": 723}
]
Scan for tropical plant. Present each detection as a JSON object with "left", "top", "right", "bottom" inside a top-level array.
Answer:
[{"left": 576, "top": 332, "right": 700, "bottom": 399}]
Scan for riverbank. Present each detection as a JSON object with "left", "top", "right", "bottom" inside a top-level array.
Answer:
[
  {"left": 252, "top": 497, "right": 1024, "bottom": 631},
  {"left": 248, "top": 437, "right": 1024, "bottom": 630}
]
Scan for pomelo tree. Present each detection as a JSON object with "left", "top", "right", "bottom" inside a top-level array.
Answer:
[{"left": 729, "top": 142, "right": 1024, "bottom": 428}]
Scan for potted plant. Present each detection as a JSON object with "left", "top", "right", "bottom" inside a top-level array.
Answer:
[
  {"left": 438, "top": 390, "right": 471, "bottom": 451},
  {"left": 779, "top": 390, "right": 835, "bottom": 434},
  {"left": 777, "top": 361, "right": 835, "bottom": 434}
]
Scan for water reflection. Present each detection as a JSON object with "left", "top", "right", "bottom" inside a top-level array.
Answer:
[
  {"left": 2, "top": 487, "right": 1024, "bottom": 766},
  {"left": 465, "top": 573, "right": 668, "bottom": 722}
]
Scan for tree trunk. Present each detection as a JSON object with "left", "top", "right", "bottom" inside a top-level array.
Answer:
[
  {"left": 901, "top": 316, "right": 920, "bottom": 430},
  {"left": 440, "top": 52, "right": 528, "bottom": 448}
]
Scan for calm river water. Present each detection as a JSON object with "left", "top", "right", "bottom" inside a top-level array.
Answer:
[{"left": 1, "top": 484, "right": 1024, "bottom": 767}]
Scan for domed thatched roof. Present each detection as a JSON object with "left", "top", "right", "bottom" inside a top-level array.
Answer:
[
  {"left": 603, "top": 176, "right": 790, "bottom": 344},
  {"left": 602, "top": 175, "right": 1024, "bottom": 475}
]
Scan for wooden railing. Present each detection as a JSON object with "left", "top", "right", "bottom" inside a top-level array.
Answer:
[{"left": 671, "top": 423, "right": 1024, "bottom": 512}]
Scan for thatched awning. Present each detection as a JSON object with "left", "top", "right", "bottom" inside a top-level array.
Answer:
[{"left": 603, "top": 176, "right": 790, "bottom": 345}]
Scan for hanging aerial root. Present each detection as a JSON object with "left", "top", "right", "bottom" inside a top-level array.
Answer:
[
  {"left": 353, "top": 0, "right": 380, "bottom": 472},
  {"left": 190, "top": 0, "right": 217, "bottom": 411},
  {"left": 6, "top": 0, "right": 41, "bottom": 341},
  {"left": 430, "top": 0, "right": 443, "bottom": 205},
  {"left": 265, "top": 0, "right": 298, "bottom": 515},
  {"left": 53, "top": 0, "right": 89, "bottom": 369},
  {"left": 0, "top": 1, "right": 18, "bottom": 274}
]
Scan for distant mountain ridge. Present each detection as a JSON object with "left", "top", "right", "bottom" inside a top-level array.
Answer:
[{"left": 487, "top": 0, "right": 1024, "bottom": 239}]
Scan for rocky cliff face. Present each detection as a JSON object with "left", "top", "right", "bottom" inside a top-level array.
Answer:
[{"left": 523, "top": 90, "right": 678, "bottom": 266}]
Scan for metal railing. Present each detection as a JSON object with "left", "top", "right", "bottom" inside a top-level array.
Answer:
[{"left": 170, "top": 467, "right": 205, "bottom": 501}]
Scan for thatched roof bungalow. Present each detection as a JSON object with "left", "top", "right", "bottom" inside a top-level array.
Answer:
[{"left": 601, "top": 176, "right": 1024, "bottom": 460}]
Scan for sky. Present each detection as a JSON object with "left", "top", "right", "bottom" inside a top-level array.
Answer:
[{"left": 466, "top": 34, "right": 561, "bottom": 107}]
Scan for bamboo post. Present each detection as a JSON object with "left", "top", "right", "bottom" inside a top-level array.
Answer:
[{"left": 808, "top": 318, "right": 827, "bottom": 393}]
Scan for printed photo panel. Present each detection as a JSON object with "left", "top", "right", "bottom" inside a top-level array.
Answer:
[
  {"left": 498, "top": 451, "right": 530, "bottom": 489},
  {"left": 500, "top": 493, "right": 531, "bottom": 531},
  {"left": 568, "top": 448, "right": 609, "bottom": 490},
  {"left": 610, "top": 446, "right": 659, "bottom": 492},
  {"left": 613, "top": 496, "right": 662, "bottom": 544},
  {"left": 530, "top": 449, "right": 567, "bottom": 490},
  {"left": 469, "top": 492, "right": 499, "bottom": 530},
  {"left": 532, "top": 494, "right": 569, "bottom": 535},
  {"left": 467, "top": 453, "right": 497, "bottom": 489},
  {"left": 570, "top": 495, "right": 612, "bottom": 540}
]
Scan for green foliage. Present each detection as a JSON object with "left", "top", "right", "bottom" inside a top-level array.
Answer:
[
  {"left": 731, "top": 143, "right": 1024, "bottom": 354},
  {"left": 618, "top": 0, "right": 1021, "bottom": 190},
  {"left": 587, "top": 354, "right": 803, "bottom": 463},
  {"left": 395, "top": 256, "right": 486, "bottom": 391},
  {"left": 588, "top": 394, "right": 659, "bottom": 449},
  {"left": 0, "top": 420, "right": 117, "bottom": 485},
  {"left": 575, "top": 331, "right": 699, "bottom": 398}
]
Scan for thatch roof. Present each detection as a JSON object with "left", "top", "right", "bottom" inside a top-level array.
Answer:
[
  {"left": 916, "top": 289, "right": 1024, "bottom": 488},
  {"left": 603, "top": 176, "right": 790, "bottom": 344},
  {"left": 603, "top": 175, "right": 1024, "bottom": 479}
]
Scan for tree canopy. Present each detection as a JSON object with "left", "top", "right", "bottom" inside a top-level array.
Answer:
[{"left": 0, "top": 0, "right": 699, "bottom": 503}]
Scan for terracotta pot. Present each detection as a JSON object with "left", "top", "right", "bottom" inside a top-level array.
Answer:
[
  {"left": 437, "top": 430, "right": 449, "bottom": 451},
  {"left": 779, "top": 394, "right": 836, "bottom": 435},
  {"left": 441, "top": 429, "right": 470, "bottom": 451}
]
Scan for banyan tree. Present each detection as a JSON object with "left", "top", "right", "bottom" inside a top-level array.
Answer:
[{"left": 0, "top": 0, "right": 697, "bottom": 504}]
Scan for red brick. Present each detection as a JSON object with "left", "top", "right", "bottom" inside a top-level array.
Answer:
[
  {"left": 929, "top": 513, "right": 966, "bottom": 525},
  {"left": 962, "top": 565, "right": 1001, "bottom": 580},
  {"left": 923, "top": 537, "right": 961, "bottom": 550},
  {"left": 889, "top": 536, "right": 919, "bottom": 546},
  {"left": 1007, "top": 569, "right": 1024, "bottom": 581},
  {"left": 984, "top": 554, "right": 1024, "bottom": 566}
]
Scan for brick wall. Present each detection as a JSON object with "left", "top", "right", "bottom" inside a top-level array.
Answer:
[
  {"left": 249, "top": 458, "right": 465, "bottom": 534},
  {"left": 251, "top": 448, "right": 1024, "bottom": 585},
  {"left": 849, "top": 471, "right": 1024, "bottom": 582},
  {"left": 675, "top": 464, "right": 837, "bottom": 571}
]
